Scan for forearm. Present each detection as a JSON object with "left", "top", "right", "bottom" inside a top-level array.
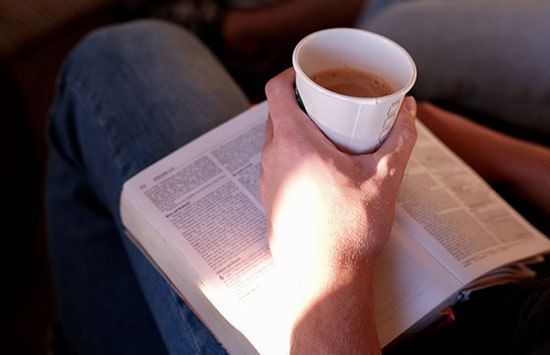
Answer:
[
  {"left": 261, "top": 70, "right": 417, "bottom": 354},
  {"left": 290, "top": 266, "right": 380, "bottom": 355},
  {"left": 269, "top": 185, "right": 385, "bottom": 354},
  {"left": 417, "top": 102, "right": 550, "bottom": 215}
]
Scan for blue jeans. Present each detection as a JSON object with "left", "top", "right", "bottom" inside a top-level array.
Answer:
[
  {"left": 47, "top": 20, "right": 248, "bottom": 354},
  {"left": 47, "top": 3, "right": 550, "bottom": 354},
  {"left": 357, "top": 0, "right": 550, "bottom": 139}
]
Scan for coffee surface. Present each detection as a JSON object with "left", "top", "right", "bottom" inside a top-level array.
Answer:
[{"left": 310, "top": 66, "right": 394, "bottom": 98}]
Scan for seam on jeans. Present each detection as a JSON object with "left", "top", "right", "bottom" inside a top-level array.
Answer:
[
  {"left": 432, "top": 75, "right": 550, "bottom": 107},
  {"left": 64, "top": 74, "right": 127, "bottom": 186},
  {"left": 47, "top": 92, "right": 80, "bottom": 171}
]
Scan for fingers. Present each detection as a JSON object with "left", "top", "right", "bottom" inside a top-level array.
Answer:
[
  {"left": 359, "top": 96, "right": 417, "bottom": 185},
  {"left": 265, "top": 68, "right": 297, "bottom": 115},
  {"left": 265, "top": 68, "right": 338, "bottom": 155},
  {"left": 373, "top": 96, "right": 417, "bottom": 166}
]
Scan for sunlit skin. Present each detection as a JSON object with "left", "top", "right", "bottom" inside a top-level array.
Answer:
[{"left": 260, "top": 68, "right": 418, "bottom": 354}]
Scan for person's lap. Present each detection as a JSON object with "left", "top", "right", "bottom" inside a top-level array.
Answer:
[
  {"left": 47, "top": 2, "right": 550, "bottom": 353},
  {"left": 47, "top": 19, "right": 248, "bottom": 354}
]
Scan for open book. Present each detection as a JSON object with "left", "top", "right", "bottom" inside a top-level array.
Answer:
[{"left": 120, "top": 101, "right": 549, "bottom": 354}]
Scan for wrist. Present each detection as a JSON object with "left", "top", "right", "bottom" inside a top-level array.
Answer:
[{"left": 288, "top": 250, "right": 376, "bottom": 320}]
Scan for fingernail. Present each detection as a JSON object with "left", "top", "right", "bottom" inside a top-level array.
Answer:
[{"left": 404, "top": 96, "right": 416, "bottom": 116}]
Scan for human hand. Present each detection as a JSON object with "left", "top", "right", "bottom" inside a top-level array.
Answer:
[
  {"left": 261, "top": 68, "right": 417, "bottom": 281},
  {"left": 260, "top": 68, "right": 417, "bottom": 353}
]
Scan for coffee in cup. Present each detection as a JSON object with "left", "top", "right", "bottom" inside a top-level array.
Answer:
[
  {"left": 293, "top": 28, "right": 416, "bottom": 154},
  {"left": 310, "top": 66, "right": 395, "bottom": 98}
]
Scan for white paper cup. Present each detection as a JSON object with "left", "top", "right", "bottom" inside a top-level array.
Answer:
[{"left": 292, "top": 28, "right": 416, "bottom": 154}]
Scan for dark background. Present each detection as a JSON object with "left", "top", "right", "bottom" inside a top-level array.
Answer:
[{"left": 1, "top": 1, "right": 121, "bottom": 353}]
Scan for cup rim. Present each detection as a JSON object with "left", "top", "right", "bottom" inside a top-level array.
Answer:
[{"left": 292, "top": 28, "right": 417, "bottom": 104}]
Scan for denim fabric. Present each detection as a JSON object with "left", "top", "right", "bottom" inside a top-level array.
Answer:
[
  {"left": 357, "top": 0, "right": 550, "bottom": 138},
  {"left": 47, "top": 20, "right": 248, "bottom": 354}
]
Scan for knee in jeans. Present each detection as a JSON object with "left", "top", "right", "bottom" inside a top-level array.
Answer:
[
  {"left": 59, "top": 19, "right": 202, "bottom": 86},
  {"left": 49, "top": 20, "right": 192, "bottom": 162}
]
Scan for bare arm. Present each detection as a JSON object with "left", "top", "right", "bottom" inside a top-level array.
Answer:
[
  {"left": 417, "top": 102, "right": 550, "bottom": 216},
  {"left": 260, "top": 68, "right": 417, "bottom": 354}
]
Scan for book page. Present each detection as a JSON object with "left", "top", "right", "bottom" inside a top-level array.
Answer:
[
  {"left": 374, "top": 222, "right": 460, "bottom": 347},
  {"left": 122, "top": 101, "right": 547, "bottom": 352},
  {"left": 124, "top": 103, "right": 289, "bottom": 354},
  {"left": 395, "top": 122, "right": 550, "bottom": 285},
  {"left": 126, "top": 103, "right": 273, "bottom": 304}
]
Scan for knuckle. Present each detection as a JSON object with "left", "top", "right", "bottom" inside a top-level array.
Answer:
[
  {"left": 375, "top": 155, "right": 404, "bottom": 185},
  {"left": 264, "top": 76, "right": 281, "bottom": 99},
  {"left": 269, "top": 126, "right": 296, "bottom": 154},
  {"left": 376, "top": 156, "right": 392, "bottom": 177}
]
